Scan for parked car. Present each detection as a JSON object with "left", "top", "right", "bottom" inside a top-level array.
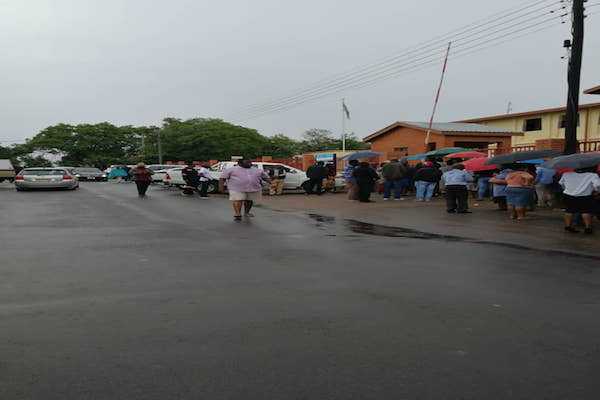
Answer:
[
  {"left": 147, "top": 164, "right": 180, "bottom": 183},
  {"left": 0, "top": 159, "right": 16, "bottom": 183},
  {"left": 73, "top": 167, "right": 107, "bottom": 181},
  {"left": 163, "top": 167, "right": 220, "bottom": 194},
  {"left": 14, "top": 168, "right": 79, "bottom": 191}
]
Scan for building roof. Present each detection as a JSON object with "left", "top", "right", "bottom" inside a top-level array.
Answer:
[
  {"left": 363, "top": 121, "right": 521, "bottom": 142},
  {"left": 584, "top": 85, "right": 600, "bottom": 95},
  {"left": 460, "top": 102, "right": 600, "bottom": 123}
]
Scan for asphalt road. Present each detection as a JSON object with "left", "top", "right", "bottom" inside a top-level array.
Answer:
[{"left": 1, "top": 182, "right": 599, "bottom": 400}]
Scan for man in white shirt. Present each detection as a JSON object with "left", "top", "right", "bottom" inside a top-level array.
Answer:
[
  {"left": 559, "top": 168, "right": 600, "bottom": 234},
  {"left": 197, "top": 164, "right": 212, "bottom": 198}
]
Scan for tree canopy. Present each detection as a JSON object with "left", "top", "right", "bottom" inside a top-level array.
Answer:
[{"left": 6, "top": 117, "right": 369, "bottom": 168}]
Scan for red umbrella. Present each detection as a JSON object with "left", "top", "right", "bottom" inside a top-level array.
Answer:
[
  {"left": 462, "top": 157, "right": 498, "bottom": 172},
  {"left": 444, "top": 151, "right": 487, "bottom": 160}
]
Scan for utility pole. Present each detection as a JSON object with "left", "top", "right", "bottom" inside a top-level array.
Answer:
[
  {"left": 157, "top": 128, "right": 163, "bottom": 164},
  {"left": 341, "top": 98, "right": 346, "bottom": 153},
  {"left": 564, "top": 0, "right": 585, "bottom": 155},
  {"left": 141, "top": 132, "right": 145, "bottom": 161}
]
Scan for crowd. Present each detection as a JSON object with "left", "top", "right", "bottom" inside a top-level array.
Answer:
[
  {"left": 126, "top": 155, "right": 600, "bottom": 233},
  {"left": 341, "top": 157, "right": 600, "bottom": 234}
]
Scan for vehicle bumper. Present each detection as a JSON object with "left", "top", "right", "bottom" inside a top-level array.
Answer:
[{"left": 15, "top": 181, "right": 78, "bottom": 190}]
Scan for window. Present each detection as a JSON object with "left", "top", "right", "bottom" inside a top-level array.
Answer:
[
  {"left": 523, "top": 118, "right": 542, "bottom": 131},
  {"left": 559, "top": 114, "right": 580, "bottom": 129},
  {"left": 393, "top": 147, "right": 408, "bottom": 153},
  {"left": 427, "top": 143, "right": 437, "bottom": 151}
]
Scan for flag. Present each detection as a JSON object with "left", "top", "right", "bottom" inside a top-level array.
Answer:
[{"left": 342, "top": 101, "right": 351, "bottom": 120}]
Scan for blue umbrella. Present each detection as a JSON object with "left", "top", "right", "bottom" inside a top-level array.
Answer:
[
  {"left": 404, "top": 153, "right": 427, "bottom": 161},
  {"left": 342, "top": 151, "right": 383, "bottom": 161},
  {"left": 517, "top": 159, "right": 545, "bottom": 165}
]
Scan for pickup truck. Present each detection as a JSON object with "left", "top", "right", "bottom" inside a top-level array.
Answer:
[{"left": 0, "top": 159, "right": 16, "bottom": 183}]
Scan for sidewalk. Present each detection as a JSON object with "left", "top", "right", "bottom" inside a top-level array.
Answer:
[{"left": 261, "top": 192, "right": 600, "bottom": 259}]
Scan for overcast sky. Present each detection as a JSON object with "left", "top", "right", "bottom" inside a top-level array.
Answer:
[{"left": 1, "top": 0, "right": 599, "bottom": 144}]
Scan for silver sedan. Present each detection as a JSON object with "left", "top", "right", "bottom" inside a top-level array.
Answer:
[{"left": 14, "top": 168, "right": 79, "bottom": 191}]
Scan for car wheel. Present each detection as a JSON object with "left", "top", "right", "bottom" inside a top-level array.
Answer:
[
  {"left": 15, "top": 187, "right": 26, "bottom": 192},
  {"left": 207, "top": 180, "right": 220, "bottom": 194}
]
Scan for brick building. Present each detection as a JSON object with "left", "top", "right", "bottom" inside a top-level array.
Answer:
[{"left": 363, "top": 121, "right": 522, "bottom": 161}]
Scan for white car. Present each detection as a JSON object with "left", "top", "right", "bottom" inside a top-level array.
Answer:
[
  {"left": 147, "top": 164, "right": 181, "bottom": 183},
  {"left": 164, "top": 162, "right": 328, "bottom": 193}
]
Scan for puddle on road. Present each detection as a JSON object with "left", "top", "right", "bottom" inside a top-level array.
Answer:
[
  {"left": 346, "top": 219, "right": 463, "bottom": 241},
  {"left": 306, "top": 213, "right": 600, "bottom": 261}
]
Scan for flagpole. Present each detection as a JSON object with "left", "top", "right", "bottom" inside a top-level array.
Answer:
[
  {"left": 425, "top": 41, "right": 452, "bottom": 146},
  {"left": 342, "top": 98, "right": 346, "bottom": 153}
]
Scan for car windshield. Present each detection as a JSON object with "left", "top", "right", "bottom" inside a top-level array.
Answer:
[
  {"left": 22, "top": 169, "right": 65, "bottom": 176},
  {"left": 74, "top": 168, "right": 102, "bottom": 173}
]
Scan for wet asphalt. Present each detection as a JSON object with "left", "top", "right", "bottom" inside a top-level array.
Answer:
[{"left": 1, "top": 182, "right": 599, "bottom": 400}]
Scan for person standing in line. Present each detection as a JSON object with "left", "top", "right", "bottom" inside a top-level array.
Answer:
[
  {"left": 442, "top": 164, "right": 474, "bottom": 214},
  {"left": 131, "top": 163, "right": 153, "bottom": 198},
  {"left": 343, "top": 159, "right": 360, "bottom": 200},
  {"left": 490, "top": 165, "right": 514, "bottom": 211},
  {"left": 560, "top": 167, "right": 600, "bottom": 234},
  {"left": 197, "top": 164, "right": 212, "bottom": 198},
  {"left": 534, "top": 165, "right": 556, "bottom": 208},
  {"left": 414, "top": 161, "right": 441, "bottom": 202},
  {"left": 493, "top": 165, "right": 535, "bottom": 221},
  {"left": 381, "top": 159, "right": 407, "bottom": 201},
  {"left": 220, "top": 159, "right": 270, "bottom": 222},
  {"left": 475, "top": 170, "right": 494, "bottom": 201},
  {"left": 306, "top": 161, "right": 328, "bottom": 195},
  {"left": 352, "top": 162, "right": 379, "bottom": 203},
  {"left": 181, "top": 162, "right": 200, "bottom": 196}
]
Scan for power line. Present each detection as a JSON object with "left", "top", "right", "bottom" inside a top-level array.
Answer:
[
  {"left": 237, "top": 0, "right": 559, "bottom": 116},
  {"left": 233, "top": 0, "right": 565, "bottom": 119},
  {"left": 238, "top": 14, "right": 566, "bottom": 120}
]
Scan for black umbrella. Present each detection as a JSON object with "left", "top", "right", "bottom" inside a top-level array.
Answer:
[
  {"left": 542, "top": 152, "right": 600, "bottom": 170},
  {"left": 485, "top": 150, "right": 561, "bottom": 165}
]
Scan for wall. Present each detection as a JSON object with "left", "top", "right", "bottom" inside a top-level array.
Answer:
[
  {"left": 368, "top": 127, "right": 445, "bottom": 160},
  {"left": 368, "top": 126, "right": 513, "bottom": 159},
  {"left": 472, "top": 105, "right": 600, "bottom": 146}
]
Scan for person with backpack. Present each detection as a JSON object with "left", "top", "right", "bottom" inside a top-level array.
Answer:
[
  {"left": 381, "top": 159, "right": 407, "bottom": 201},
  {"left": 131, "top": 163, "right": 153, "bottom": 198}
]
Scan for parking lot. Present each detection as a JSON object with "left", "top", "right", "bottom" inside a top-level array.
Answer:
[{"left": 1, "top": 182, "right": 600, "bottom": 399}]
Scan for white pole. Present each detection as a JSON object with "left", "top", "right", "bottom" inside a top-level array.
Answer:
[
  {"left": 342, "top": 98, "right": 346, "bottom": 153},
  {"left": 425, "top": 42, "right": 452, "bottom": 146}
]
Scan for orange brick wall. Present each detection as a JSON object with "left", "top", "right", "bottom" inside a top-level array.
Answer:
[
  {"left": 368, "top": 127, "right": 445, "bottom": 160},
  {"left": 368, "top": 126, "right": 513, "bottom": 160}
]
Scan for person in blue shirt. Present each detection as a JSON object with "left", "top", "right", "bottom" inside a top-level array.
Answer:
[
  {"left": 490, "top": 165, "right": 514, "bottom": 211},
  {"left": 442, "top": 164, "right": 474, "bottom": 213},
  {"left": 343, "top": 159, "right": 359, "bottom": 200},
  {"left": 534, "top": 166, "right": 556, "bottom": 208}
]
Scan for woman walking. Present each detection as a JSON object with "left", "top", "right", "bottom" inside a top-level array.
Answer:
[
  {"left": 131, "top": 163, "right": 153, "bottom": 198},
  {"left": 352, "top": 162, "right": 379, "bottom": 203}
]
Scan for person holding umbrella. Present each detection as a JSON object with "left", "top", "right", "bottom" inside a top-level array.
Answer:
[{"left": 494, "top": 165, "right": 535, "bottom": 221}]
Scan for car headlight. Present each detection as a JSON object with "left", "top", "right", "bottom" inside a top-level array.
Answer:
[
  {"left": 75, "top": 174, "right": 80, "bottom": 177},
  {"left": 102, "top": 174, "right": 107, "bottom": 177}
]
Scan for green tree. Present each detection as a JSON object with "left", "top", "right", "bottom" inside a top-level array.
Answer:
[
  {"left": 27, "top": 123, "right": 142, "bottom": 168},
  {"left": 299, "top": 129, "right": 337, "bottom": 152},
  {"left": 158, "top": 118, "right": 269, "bottom": 161},
  {"left": 264, "top": 134, "right": 301, "bottom": 158}
]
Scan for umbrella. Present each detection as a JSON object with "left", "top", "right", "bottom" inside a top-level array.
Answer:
[
  {"left": 516, "top": 159, "right": 545, "bottom": 165},
  {"left": 485, "top": 149, "right": 561, "bottom": 165},
  {"left": 444, "top": 151, "right": 487, "bottom": 160},
  {"left": 462, "top": 157, "right": 498, "bottom": 173},
  {"left": 404, "top": 153, "right": 427, "bottom": 161},
  {"left": 424, "top": 147, "right": 467, "bottom": 158},
  {"left": 342, "top": 151, "right": 383, "bottom": 161},
  {"left": 541, "top": 152, "right": 600, "bottom": 170}
]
